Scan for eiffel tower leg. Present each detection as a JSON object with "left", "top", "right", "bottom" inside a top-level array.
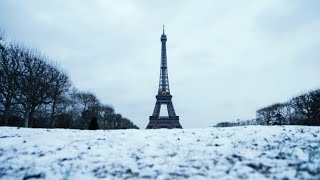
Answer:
[
  {"left": 152, "top": 102, "right": 161, "bottom": 117},
  {"left": 167, "top": 102, "right": 176, "bottom": 116}
]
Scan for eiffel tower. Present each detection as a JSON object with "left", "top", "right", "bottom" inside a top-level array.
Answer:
[{"left": 146, "top": 26, "right": 183, "bottom": 129}]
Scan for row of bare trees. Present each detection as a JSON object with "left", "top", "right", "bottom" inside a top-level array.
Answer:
[
  {"left": 0, "top": 31, "right": 139, "bottom": 129},
  {"left": 215, "top": 119, "right": 258, "bottom": 127},
  {"left": 256, "top": 89, "right": 320, "bottom": 126},
  {"left": 215, "top": 89, "right": 320, "bottom": 127}
]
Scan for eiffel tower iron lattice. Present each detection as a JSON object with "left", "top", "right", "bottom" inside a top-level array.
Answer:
[{"left": 146, "top": 26, "right": 183, "bottom": 129}]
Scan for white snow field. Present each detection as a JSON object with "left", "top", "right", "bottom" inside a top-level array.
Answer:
[{"left": 0, "top": 126, "right": 319, "bottom": 180}]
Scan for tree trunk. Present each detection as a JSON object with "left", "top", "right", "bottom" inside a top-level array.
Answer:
[
  {"left": 24, "top": 105, "right": 30, "bottom": 128},
  {"left": 50, "top": 101, "right": 56, "bottom": 128},
  {"left": 69, "top": 118, "right": 72, "bottom": 129},
  {"left": 3, "top": 104, "right": 10, "bottom": 126},
  {"left": 3, "top": 97, "right": 12, "bottom": 126},
  {"left": 29, "top": 106, "right": 35, "bottom": 128}
]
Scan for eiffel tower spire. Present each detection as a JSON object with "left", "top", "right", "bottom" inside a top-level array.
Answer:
[
  {"left": 159, "top": 25, "right": 170, "bottom": 95},
  {"left": 163, "top": 25, "right": 165, "bottom": 34},
  {"left": 146, "top": 26, "right": 183, "bottom": 129}
]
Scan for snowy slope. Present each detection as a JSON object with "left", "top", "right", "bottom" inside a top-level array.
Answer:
[{"left": 0, "top": 126, "right": 319, "bottom": 180}]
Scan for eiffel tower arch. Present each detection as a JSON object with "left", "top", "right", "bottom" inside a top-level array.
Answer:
[{"left": 146, "top": 26, "right": 183, "bottom": 129}]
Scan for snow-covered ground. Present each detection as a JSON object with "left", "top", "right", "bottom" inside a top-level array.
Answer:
[{"left": 0, "top": 126, "right": 319, "bottom": 180}]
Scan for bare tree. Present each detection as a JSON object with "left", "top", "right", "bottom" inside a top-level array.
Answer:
[
  {"left": 256, "top": 106, "right": 272, "bottom": 125},
  {"left": 47, "top": 66, "right": 71, "bottom": 127},
  {"left": 308, "top": 89, "right": 320, "bottom": 125},
  {"left": 290, "top": 93, "right": 313, "bottom": 125},
  {"left": 256, "top": 103, "right": 287, "bottom": 125},
  {"left": 73, "top": 91, "right": 99, "bottom": 113},
  {"left": 69, "top": 90, "right": 101, "bottom": 129},
  {"left": 270, "top": 103, "right": 286, "bottom": 125},
  {"left": 99, "top": 104, "right": 115, "bottom": 129},
  {"left": 290, "top": 90, "right": 320, "bottom": 125},
  {"left": 283, "top": 102, "right": 296, "bottom": 125},
  {"left": 0, "top": 43, "right": 21, "bottom": 125},
  {"left": 256, "top": 89, "right": 320, "bottom": 126},
  {"left": 0, "top": 30, "right": 139, "bottom": 129},
  {"left": 13, "top": 46, "right": 53, "bottom": 127}
]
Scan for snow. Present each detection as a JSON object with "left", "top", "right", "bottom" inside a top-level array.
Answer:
[{"left": 0, "top": 126, "right": 319, "bottom": 179}]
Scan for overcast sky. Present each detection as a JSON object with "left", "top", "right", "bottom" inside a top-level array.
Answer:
[{"left": 1, "top": 0, "right": 320, "bottom": 128}]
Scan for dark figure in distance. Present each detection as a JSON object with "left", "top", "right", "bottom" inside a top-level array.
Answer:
[{"left": 88, "top": 117, "right": 99, "bottom": 130}]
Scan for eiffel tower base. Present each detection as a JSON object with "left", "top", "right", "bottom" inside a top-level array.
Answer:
[{"left": 146, "top": 116, "right": 182, "bottom": 129}]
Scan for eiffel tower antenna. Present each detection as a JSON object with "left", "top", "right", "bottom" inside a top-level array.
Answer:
[
  {"left": 163, "top": 25, "right": 165, "bottom": 34},
  {"left": 146, "top": 27, "right": 182, "bottom": 129}
]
